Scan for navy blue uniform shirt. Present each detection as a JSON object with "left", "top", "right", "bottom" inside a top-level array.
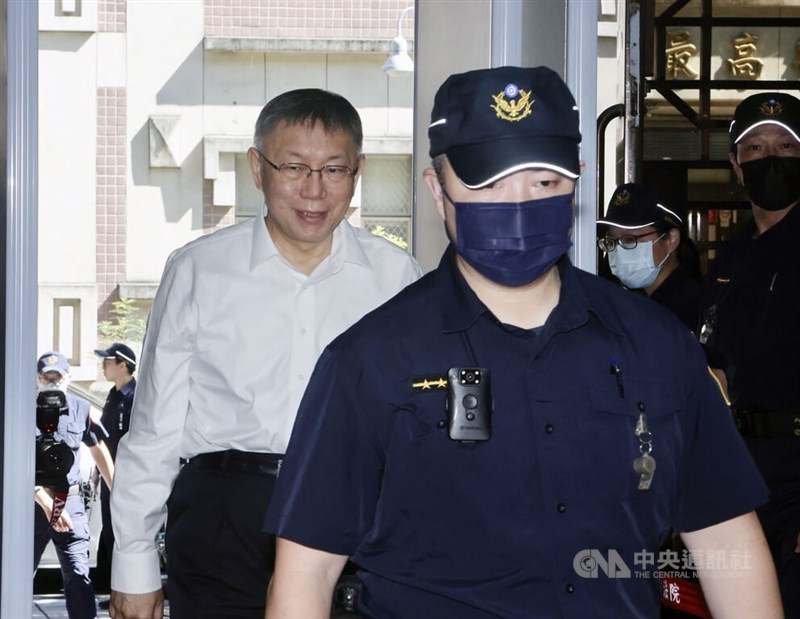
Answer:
[
  {"left": 702, "top": 204, "right": 800, "bottom": 412},
  {"left": 649, "top": 265, "right": 702, "bottom": 334},
  {"left": 100, "top": 377, "right": 136, "bottom": 458},
  {"left": 266, "top": 247, "right": 767, "bottom": 619},
  {"left": 701, "top": 203, "right": 800, "bottom": 533}
]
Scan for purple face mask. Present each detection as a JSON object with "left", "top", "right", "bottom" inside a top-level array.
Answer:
[{"left": 443, "top": 189, "right": 574, "bottom": 287}]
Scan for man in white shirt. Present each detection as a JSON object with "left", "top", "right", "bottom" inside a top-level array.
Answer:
[{"left": 108, "top": 88, "right": 421, "bottom": 619}]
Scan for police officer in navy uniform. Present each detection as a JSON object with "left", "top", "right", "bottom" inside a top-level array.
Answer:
[
  {"left": 598, "top": 183, "right": 702, "bottom": 333},
  {"left": 264, "top": 67, "right": 782, "bottom": 618},
  {"left": 34, "top": 351, "right": 114, "bottom": 619},
  {"left": 700, "top": 92, "right": 800, "bottom": 617},
  {"left": 92, "top": 343, "right": 137, "bottom": 596}
]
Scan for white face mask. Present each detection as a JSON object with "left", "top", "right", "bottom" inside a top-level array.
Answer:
[
  {"left": 36, "top": 376, "right": 68, "bottom": 393},
  {"left": 607, "top": 236, "right": 668, "bottom": 290}
]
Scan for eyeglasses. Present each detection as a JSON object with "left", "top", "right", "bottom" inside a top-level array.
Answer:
[
  {"left": 255, "top": 150, "right": 357, "bottom": 184},
  {"left": 597, "top": 231, "right": 663, "bottom": 253}
]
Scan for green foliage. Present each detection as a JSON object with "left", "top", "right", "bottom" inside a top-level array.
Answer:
[
  {"left": 97, "top": 298, "right": 146, "bottom": 346},
  {"left": 370, "top": 225, "right": 409, "bottom": 251}
]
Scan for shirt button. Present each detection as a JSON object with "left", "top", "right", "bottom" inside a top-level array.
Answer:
[
  {"left": 298, "top": 374, "right": 305, "bottom": 381},
  {"left": 299, "top": 327, "right": 307, "bottom": 335},
  {"left": 557, "top": 503, "right": 566, "bottom": 513},
  {"left": 566, "top": 583, "right": 575, "bottom": 594},
  {"left": 545, "top": 423, "right": 554, "bottom": 433}
]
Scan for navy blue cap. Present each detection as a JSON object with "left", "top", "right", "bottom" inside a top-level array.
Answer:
[
  {"left": 94, "top": 342, "right": 136, "bottom": 367},
  {"left": 428, "top": 66, "right": 581, "bottom": 189},
  {"left": 730, "top": 92, "right": 800, "bottom": 147},
  {"left": 598, "top": 183, "right": 682, "bottom": 230},
  {"left": 37, "top": 351, "right": 70, "bottom": 377}
]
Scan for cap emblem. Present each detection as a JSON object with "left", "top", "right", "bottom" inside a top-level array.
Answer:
[
  {"left": 759, "top": 99, "right": 784, "bottom": 117},
  {"left": 45, "top": 354, "right": 59, "bottom": 365},
  {"left": 614, "top": 189, "right": 632, "bottom": 206},
  {"left": 490, "top": 83, "right": 533, "bottom": 122}
]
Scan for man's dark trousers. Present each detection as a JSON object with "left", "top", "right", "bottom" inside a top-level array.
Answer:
[{"left": 165, "top": 451, "right": 280, "bottom": 619}]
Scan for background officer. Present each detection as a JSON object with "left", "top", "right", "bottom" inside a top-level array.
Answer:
[
  {"left": 700, "top": 91, "right": 800, "bottom": 617},
  {"left": 598, "top": 182, "right": 702, "bottom": 333},
  {"left": 34, "top": 351, "right": 114, "bottom": 619},
  {"left": 92, "top": 343, "right": 137, "bottom": 598}
]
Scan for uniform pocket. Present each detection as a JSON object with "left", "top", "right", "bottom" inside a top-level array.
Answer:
[
  {"left": 59, "top": 420, "right": 85, "bottom": 450},
  {"left": 585, "top": 380, "right": 682, "bottom": 499}
]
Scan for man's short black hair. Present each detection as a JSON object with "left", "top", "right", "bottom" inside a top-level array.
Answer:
[{"left": 253, "top": 88, "right": 363, "bottom": 154}]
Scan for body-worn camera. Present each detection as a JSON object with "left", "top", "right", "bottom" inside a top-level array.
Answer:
[
  {"left": 35, "top": 390, "right": 74, "bottom": 489},
  {"left": 446, "top": 368, "right": 492, "bottom": 442}
]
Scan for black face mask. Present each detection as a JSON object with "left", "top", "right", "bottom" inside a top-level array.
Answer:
[{"left": 739, "top": 155, "right": 800, "bottom": 211}]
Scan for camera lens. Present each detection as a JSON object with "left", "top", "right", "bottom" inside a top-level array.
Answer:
[{"left": 465, "top": 372, "right": 475, "bottom": 382}]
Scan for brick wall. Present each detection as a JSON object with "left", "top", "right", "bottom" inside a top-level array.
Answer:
[{"left": 204, "top": 0, "right": 415, "bottom": 39}]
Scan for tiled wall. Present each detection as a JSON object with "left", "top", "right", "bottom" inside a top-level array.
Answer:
[
  {"left": 204, "top": 0, "right": 415, "bottom": 39},
  {"left": 99, "top": 0, "right": 126, "bottom": 33},
  {"left": 96, "top": 0, "right": 127, "bottom": 317},
  {"left": 96, "top": 86, "right": 127, "bottom": 318},
  {"left": 203, "top": 180, "right": 236, "bottom": 233}
]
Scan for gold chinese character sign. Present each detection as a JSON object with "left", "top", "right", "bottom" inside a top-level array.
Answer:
[
  {"left": 666, "top": 30, "right": 698, "bottom": 79},
  {"left": 728, "top": 32, "right": 763, "bottom": 78}
]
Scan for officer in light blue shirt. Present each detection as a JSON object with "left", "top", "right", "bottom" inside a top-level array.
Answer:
[{"left": 34, "top": 351, "right": 114, "bottom": 619}]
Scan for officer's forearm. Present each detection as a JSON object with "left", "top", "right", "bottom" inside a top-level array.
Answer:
[
  {"left": 265, "top": 538, "right": 347, "bottom": 619},
  {"left": 682, "top": 511, "right": 782, "bottom": 617},
  {"left": 34, "top": 486, "right": 53, "bottom": 513},
  {"left": 90, "top": 443, "right": 115, "bottom": 488}
]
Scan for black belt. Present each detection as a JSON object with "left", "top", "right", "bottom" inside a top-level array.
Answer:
[
  {"left": 732, "top": 407, "right": 800, "bottom": 439},
  {"left": 187, "top": 450, "right": 283, "bottom": 476}
]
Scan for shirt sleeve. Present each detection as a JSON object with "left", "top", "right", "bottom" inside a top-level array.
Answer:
[
  {"left": 673, "top": 332, "right": 769, "bottom": 533},
  {"left": 89, "top": 418, "right": 109, "bottom": 443},
  {"left": 264, "top": 344, "right": 386, "bottom": 555},
  {"left": 110, "top": 249, "right": 197, "bottom": 594},
  {"left": 73, "top": 398, "right": 102, "bottom": 447}
]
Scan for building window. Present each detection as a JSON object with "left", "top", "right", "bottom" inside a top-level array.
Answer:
[
  {"left": 360, "top": 155, "right": 413, "bottom": 252},
  {"left": 53, "top": 299, "right": 81, "bottom": 365}
]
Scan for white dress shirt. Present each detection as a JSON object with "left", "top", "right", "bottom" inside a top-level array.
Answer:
[{"left": 110, "top": 207, "right": 421, "bottom": 593}]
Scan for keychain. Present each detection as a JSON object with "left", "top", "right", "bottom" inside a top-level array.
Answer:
[{"left": 633, "top": 408, "right": 656, "bottom": 490}]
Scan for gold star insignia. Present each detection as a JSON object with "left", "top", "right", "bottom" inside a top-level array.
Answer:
[{"left": 411, "top": 376, "right": 448, "bottom": 392}]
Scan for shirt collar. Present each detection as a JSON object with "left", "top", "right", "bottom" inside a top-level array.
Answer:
[
  {"left": 119, "top": 377, "right": 136, "bottom": 397},
  {"left": 330, "top": 217, "right": 372, "bottom": 270},
  {"left": 434, "top": 246, "right": 620, "bottom": 337},
  {"left": 249, "top": 203, "right": 372, "bottom": 272},
  {"left": 435, "top": 245, "right": 489, "bottom": 333},
  {"left": 250, "top": 203, "right": 280, "bottom": 270},
  {"left": 547, "top": 258, "right": 604, "bottom": 335}
]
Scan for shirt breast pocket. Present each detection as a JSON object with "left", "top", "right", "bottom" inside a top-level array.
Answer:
[
  {"left": 59, "top": 420, "right": 85, "bottom": 450},
  {"left": 585, "top": 380, "right": 682, "bottom": 500},
  {"left": 388, "top": 392, "right": 486, "bottom": 463}
]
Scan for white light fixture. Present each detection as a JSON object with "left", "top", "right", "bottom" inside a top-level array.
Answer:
[{"left": 382, "top": 5, "right": 414, "bottom": 74}]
